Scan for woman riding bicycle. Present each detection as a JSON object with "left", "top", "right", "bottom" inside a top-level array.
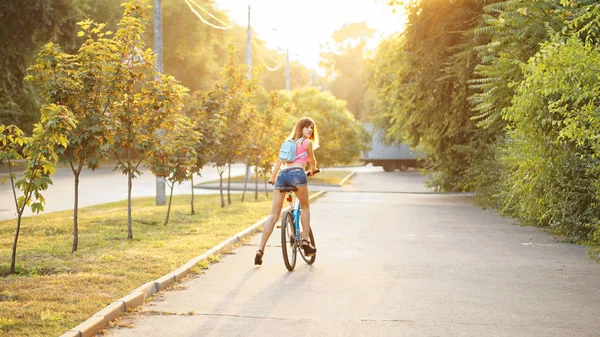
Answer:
[{"left": 254, "top": 117, "right": 319, "bottom": 265}]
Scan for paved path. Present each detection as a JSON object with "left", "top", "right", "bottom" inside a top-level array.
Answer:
[{"left": 104, "top": 170, "right": 600, "bottom": 337}]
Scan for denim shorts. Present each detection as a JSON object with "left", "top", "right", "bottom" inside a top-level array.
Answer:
[{"left": 274, "top": 167, "right": 307, "bottom": 189}]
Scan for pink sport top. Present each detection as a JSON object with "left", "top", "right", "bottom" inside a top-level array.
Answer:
[{"left": 292, "top": 138, "right": 309, "bottom": 164}]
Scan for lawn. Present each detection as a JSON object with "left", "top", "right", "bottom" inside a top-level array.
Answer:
[{"left": 0, "top": 193, "right": 282, "bottom": 337}]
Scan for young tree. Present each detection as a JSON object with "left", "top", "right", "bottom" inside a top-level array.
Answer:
[
  {"left": 254, "top": 90, "right": 289, "bottom": 199},
  {"left": 112, "top": 72, "right": 187, "bottom": 238},
  {"left": 148, "top": 113, "right": 199, "bottom": 225},
  {"left": 239, "top": 68, "right": 262, "bottom": 203},
  {"left": 183, "top": 92, "right": 214, "bottom": 215},
  {"left": 200, "top": 86, "right": 228, "bottom": 208},
  {"left": 0, "top": 105, "right": 76, "bottom": 274},
  {"left": 110, "top": 0, "right": 188, "bottom": 240},
  {"left": 240, "top": 103, "right": 262, "bottom": 203},
  {"left": 210, "top": 43, "right": 256, "bottom": 206},
  {"left": 26, "top": 21, "right": 120, "bottom": 252}
]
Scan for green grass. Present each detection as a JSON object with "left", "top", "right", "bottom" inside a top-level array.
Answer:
[
  {"left": 199, "top": 170, "right": 353, "bottom": 186},
  {"left": 0, "top": 193, "right": 281, "bottom": 337}
]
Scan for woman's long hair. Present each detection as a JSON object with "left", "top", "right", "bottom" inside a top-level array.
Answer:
[{"left": 288, "top": 117, "right": 319, "bottom": 149}]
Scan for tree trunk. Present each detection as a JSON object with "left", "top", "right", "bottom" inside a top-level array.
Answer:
[
  {"left": 127, "top": 148, "right": 133, "bottom": 240},
  {"left": 8, "top": 159, "right": 20, "bottom": 274},
  {"left": 10, "top": 213, "right": 23, "bottom": 274},
  {"left": 219, "top": 172, "right": 225, "bottom": 208},
  {"left": 164, "top": 181, "right": 174, "bottom": 226},
  {"left": 254, "top": 165, "right": 258, "bottom": 201},
  {"left": 241, "top": 163, "right": 249, "bottom": 202},
  {"left": 190, "top": 175, "right": 195, "bottom": 215},
  {"left": 227, "top": 163, "right": 231, "bottom": 205},
  {"left": 72, "top": 166, "right": 81, "bottom": 252}
]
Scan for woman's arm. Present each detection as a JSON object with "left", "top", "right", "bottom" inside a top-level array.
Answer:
[
  {"left": 269, "top": 159, "right": 284, "bottom": 184},
  {"left": 306, "top": 140, "right": 317, "bottom": 175}
]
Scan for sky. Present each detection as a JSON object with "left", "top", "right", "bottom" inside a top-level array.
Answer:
[{"left": 213, "top": 0, "right": 407, "bottom": 73}]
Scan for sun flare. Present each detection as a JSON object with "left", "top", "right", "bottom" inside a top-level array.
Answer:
[{"left": 214, "top": 0, "right": 407, "bottom": 72}]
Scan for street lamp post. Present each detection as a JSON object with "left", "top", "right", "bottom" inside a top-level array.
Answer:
[{"left": 154, "top": 0, "right": 166, "bottom": 206}]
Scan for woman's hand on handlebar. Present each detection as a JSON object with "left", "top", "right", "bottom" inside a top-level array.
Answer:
[{"left": 306, "top": 169, "right": 320, "bottom": 177}]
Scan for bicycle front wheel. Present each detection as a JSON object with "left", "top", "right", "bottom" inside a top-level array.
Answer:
[
  {"left": 281, "top": 212, "right": 297, "bottom": 271},
  {"left": 300, "top": 227, "right": 316, "bottom": 265}
]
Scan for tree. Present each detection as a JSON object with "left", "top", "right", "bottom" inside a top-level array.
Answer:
[
  {"left": 156, "top": 0, "right": 232, "bottom": 92},
  {"left": 470, "top": 0, "right": 567, "bottom": 130},
  {"left": 238, "top": 86, "right": 280, "bottom": 202},
  {"left": 240, "top": 102, "right": 261, "bottom": 203},
  {"left": 209, "top": 43, "right": 255, "bottom": 207},
  {"left": 200, "top": 86, "right": 228, "bottom": 207},
  {"left": 320, "top": 22, "right": 376, "bottom": 120},
  {"left": 148, "top": 113, "right": 199, "bottom": 225},
  {"left": 0, "top": 106, "right": 76, "bottom": 274},
  {"left": 0, "top": 0, "right": 86, "bottom": 133},
  {"left": 500, "top": 36, "right": 600, "bottom": 252},
  {"left": 110, "top": 0, "right": 188, "bottom": 240},
  {"left": 284, "top": 87, "right": 369, "bottom": 167},
  {"left": 369, "top": 0, "right": 487, "bottom": 191},
  {"left": 255, "top": 90, "right": 290, "bottom": 198},
  {"left": 183, "top": 92, "right": 214, "bottom": 215},
  {"left": 239, "top": 70, "right": 263, "bottom": 203},
  {"left": 26, "top": 20, "right": 120, "bottom": 252}
]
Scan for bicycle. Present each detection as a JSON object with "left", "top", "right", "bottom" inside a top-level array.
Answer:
[{"left": 277, "top": 169, "right": 319, "bottom": 271}]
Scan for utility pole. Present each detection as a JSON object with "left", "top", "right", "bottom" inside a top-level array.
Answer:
[
  {"left": 154, "top": 0, "right": 166, "bottom": 205},
  {"left": 285, "top": 49, "right": 290, "bottom": 91},
  {"left": 246, "top": 5, "right": 251, "bottom": 80}
]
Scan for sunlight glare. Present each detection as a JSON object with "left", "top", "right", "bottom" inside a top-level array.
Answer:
[{"left": 213, "top": 0, "right": 407, "bottom": 72}]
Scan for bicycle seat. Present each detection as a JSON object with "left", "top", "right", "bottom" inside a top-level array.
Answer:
[{"left": 279, "top": 186, "right": 298, "bottom": 193}]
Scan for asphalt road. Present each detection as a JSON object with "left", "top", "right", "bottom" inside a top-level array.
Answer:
[
  {"left": 0, "top": 163, "right": 247, "bottom": 220},
  {"left": 102, "top": 169, "right": 600, "bottom": 337}
]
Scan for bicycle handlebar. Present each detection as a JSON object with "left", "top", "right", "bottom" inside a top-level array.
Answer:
[{"left": 306, "top": 169, "right": 320, "bottom": 177}]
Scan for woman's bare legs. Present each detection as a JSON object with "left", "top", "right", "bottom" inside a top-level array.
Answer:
[
  {"left": 257, "top": 189, "right": 286, "bottom": 253},
  {"left": 294, "top": 185, "right": 315, "bottom": 250}
]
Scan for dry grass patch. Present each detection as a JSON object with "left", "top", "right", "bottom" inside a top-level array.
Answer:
[{"left": 0, "top": 193, "right": 275, "bottom": 337}]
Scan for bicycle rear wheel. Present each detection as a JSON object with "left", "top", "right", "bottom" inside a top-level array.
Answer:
[
  {"left": 281, "top": 212, "right": 297, "bottom": 271},
  {"left": 299, "top": 227, "right": 316, "bottom": 265}
]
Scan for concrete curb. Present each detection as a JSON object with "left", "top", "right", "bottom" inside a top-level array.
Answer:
[
  {"left": 59, "top": 190, "right": 328, "bottom": 337},
  {"left": 338, "top": 171, "right": 355, "bottom": 186}
]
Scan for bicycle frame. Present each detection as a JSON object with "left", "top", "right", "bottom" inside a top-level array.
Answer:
[{"left": 285, "top": 191, "right": 302, "bottom": 240}]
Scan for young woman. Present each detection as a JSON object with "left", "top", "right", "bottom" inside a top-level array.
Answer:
[{"left": 254, "top": 117, "right": 319, "bottom": 265}]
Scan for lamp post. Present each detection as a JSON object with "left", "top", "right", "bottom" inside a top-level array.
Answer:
[{"left": 154, "top": 0, "right": 166, "bottom": 206}]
